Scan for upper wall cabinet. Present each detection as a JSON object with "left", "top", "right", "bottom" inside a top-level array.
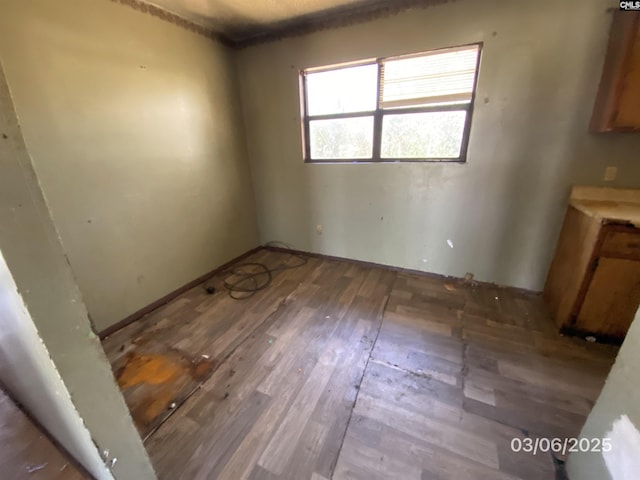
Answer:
[{"left": 590, "top": 11, "right": 640, "bottom": 132}]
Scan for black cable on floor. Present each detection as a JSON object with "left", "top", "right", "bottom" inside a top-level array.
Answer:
[{"left": 216, "top": 242, "right": 308, "bottom": 300}]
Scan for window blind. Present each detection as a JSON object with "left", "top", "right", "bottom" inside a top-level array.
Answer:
[{"left": 380, "top": 44, "right": 480, "bottom": 109}]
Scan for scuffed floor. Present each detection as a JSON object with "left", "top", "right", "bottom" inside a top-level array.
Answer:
[
  {"left": 0, "top": 387, "right": 88, "bottom": 479},
  {"left": 102, "top": 249, "right": 618, "bottom": 479}
]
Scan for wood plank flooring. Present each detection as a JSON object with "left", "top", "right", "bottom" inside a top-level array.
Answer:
[
  {"left": 102, "top": 249, "right": 618, "bottom": 480},
  {"left": 0, "top": 387, "right": 88, "bottom": 480}
]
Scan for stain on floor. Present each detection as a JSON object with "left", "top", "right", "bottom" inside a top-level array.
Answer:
[{"left": 114, "top": 350, "right": 214, "bottom": 438}]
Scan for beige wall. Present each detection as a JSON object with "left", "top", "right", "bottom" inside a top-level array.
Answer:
[
  {"left": 567, "top": 309, "right": 640, "bottom": 480},
  {"left": 236, "top": 0, "right": 640, "bottom": 290},
  {"left": 0, "top": 0, "right": 259, "bottom": 332},
  {"left": 0, "top": 60, "right": 154, "bottom": 479},
  {"left": 0, "top": 253, "right": 115, "bottom": 480}
]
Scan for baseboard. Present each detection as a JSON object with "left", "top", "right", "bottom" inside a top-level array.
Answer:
[
  {"left": 263, "top": 245, "right": 540, "bottom": 297},
  {"left": 98, "top": 246, "right": 263, "bottom": 339},
  {"left": 100, "top": 243, "right": 539, "bottom": 339}
]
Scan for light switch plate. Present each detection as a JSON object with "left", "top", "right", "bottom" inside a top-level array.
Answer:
[{"left": 604, "top": 166, "right": 617, "bottom": 182}]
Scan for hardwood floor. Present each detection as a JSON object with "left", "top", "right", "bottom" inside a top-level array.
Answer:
[
  {"left": 0, "top": 387, "right": 87, "bottom": 479},
  {"left": 101, "top": 249, "right": 618, "bottom": 480}
]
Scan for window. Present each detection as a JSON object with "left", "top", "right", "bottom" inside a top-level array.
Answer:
[{"left": 300, "top": 43, "right": 482, "bottom": 163}]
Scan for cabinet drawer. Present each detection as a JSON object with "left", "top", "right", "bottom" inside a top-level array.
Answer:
[{"left": 601, "top": 230, "right": 640, "bottom": 260}]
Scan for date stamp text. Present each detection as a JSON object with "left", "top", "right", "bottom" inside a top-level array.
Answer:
[{"left": 510, "top": 437, "right": 612, "bottom": 456}]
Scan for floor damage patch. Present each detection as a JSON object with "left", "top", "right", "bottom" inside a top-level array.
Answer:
[{"left": 115, "top": 350, "right": 214, "bottom": 438}]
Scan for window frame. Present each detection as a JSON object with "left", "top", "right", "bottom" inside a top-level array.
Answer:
[{"left": 300, "top": 42, "right": 483, "bottom": 164}]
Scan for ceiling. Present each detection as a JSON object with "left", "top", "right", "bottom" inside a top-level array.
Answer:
[{"left": 143, "top": 0, "right": 435, "bottom": 45}]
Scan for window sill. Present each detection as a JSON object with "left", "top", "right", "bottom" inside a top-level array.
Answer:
[{"left": 304, "top": 158, "right": 467, "bottom": 164}]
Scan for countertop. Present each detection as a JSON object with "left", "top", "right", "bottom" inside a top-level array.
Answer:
[{"left": 570, "top": 186, "right": 640, "bottom": 228}]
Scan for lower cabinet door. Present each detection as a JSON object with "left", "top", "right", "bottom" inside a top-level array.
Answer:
[{"left": 576, "top": 257, "right": 640, "bottom": 339}]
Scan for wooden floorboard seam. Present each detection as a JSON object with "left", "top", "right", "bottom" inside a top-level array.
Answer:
[
  {"left": 457, "top": 329, "right": 562, "bottom": 480},
  {"left": 330, "top": 293, "right": 392, "bottom": 480},
  {"left": 141, "top": 277, "right": 306, "bottom": 443},
  {"left": 351, "top": 294, "right": 588, "bottom": 480},
  {"left": 459, "top": 313, "right": 563, "bottom": 478},
  {"left": 102, "top": 251, "right": 618, "bottom": 480}
]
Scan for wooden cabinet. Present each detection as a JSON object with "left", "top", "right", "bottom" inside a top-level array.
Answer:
[
  {"left": 590, "top": 11, "right": 640, "bottom": 132},
  {"left": 544, "top": 204, "right": 640, "bottom": 342},
  {"left": 575, "top": 257, "right": 640, "bottom": 338}
]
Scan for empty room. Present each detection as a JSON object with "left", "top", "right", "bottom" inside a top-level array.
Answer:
[{"left": 2, "top": 0, "right": 640, "bottom": 479}]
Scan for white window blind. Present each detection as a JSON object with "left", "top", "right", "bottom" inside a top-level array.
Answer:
[{"left": 380, "top": 44, "right": 480, "bottom": 109}]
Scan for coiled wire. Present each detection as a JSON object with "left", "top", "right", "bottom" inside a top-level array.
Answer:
[{"left": 217, "top": 242, "right": 307, "bottom": 300}]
